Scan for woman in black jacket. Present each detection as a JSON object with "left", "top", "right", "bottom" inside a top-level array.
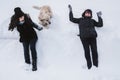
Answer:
[
  {"left": 9, "top": 7, "right": 43, "bottom": 71},
  {"left": 68, "top": 5, "right": 103, "bottom": 69}
]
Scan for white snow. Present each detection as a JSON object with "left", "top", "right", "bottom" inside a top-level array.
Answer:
[{"left": 0, "top": 0, "right": 120, "bottom": 80}]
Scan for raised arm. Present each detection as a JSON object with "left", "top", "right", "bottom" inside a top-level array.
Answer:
[
  {"left": 68, "top": 4, "right": 80, "bottom": 23},
  {"left": 94, "top": 11, "right": 103, "bottom": 27}
]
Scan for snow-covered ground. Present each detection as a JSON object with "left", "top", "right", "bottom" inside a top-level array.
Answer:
[{"left": 0, "top": 0, "right": 120, "bottom": 80}]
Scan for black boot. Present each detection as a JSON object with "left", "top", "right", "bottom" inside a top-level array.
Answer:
[
  {"left": 32, "top": 60, "right": 37, "bottom": 71},
  {"left": 87, "top": 64, "right": 92, "bottom": 69},
  {"left": 93, "top": 58, "right": 98, "bottom": 68},
  {"left": 26, "top": 61, "right": 31, "bottom": 64},
  {"left": 93, "top": 61, "right": 98, "bottom": 68},
  {"left": 87, "top": 61, "right": 92, "bottom": 69},
  {"left": 32, "top": 65, "right": 37, "bottom": 71}
]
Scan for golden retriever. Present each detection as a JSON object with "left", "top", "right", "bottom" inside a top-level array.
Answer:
[{"left": 33, "top": 5, "right": 53, "bottom": 28}]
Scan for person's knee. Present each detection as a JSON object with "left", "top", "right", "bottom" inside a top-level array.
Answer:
[{"left": 30, "top": 45, "right": 36, "bottom": 51}]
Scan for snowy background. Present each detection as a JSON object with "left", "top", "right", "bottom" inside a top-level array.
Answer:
[{"left": 0, "top": 0, "right": 120, "bottom": 80}]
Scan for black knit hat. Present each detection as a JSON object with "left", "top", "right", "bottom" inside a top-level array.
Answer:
[
  {"left": 14, "top": 7, "right": 24, "bottom": 18},
  {"left": 82, "top": 9, "right": 92, "bottom": 18}
]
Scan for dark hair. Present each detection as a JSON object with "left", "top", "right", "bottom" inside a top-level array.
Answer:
[
  {"left": 82, "top": 9, "right": 92, "bottom": 18},
  {"left": 9, "top": 7, "right": 25, "bottom": 31},
  {"left": 8, "top": 15, "right": 18, "bottom": 31}
]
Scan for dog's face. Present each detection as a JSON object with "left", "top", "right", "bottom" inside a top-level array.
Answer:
[
  {"left": 39, "top": 14, "right": 51, "bottom": 26},
  {"left": 39, "top": 19, "right": 51, "bottom": 26}
]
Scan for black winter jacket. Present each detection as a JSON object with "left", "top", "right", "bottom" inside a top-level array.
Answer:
[
  {"left": 16, "top": 14, "right": 39, "bottom": 42},
  {"left": 69, "top": 11, "right": 103, "bottom": 38}
]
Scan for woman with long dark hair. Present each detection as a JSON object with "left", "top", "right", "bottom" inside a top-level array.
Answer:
[{"left": 9, "top": 7, "right": 43, "bottom": 71}]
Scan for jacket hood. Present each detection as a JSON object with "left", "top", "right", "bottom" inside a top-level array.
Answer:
[{"left": 82, "top": 9, "right": 92, "bottom": 18}]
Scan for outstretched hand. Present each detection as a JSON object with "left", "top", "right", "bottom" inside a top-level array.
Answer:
[
  {"left": 97, "top": 11, "right": 102, "bottom": 17},
  {"left": 68, "top": 4, "right": 72, "bottom": 11},
  {"left": 38, "top": 27, "right": 43, "bottom": 31}
]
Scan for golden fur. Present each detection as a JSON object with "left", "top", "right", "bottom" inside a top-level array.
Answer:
[{"left": 33, "top": 5, "right": 53, "bottom": 28}]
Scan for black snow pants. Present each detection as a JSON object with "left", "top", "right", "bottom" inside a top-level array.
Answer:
[
  {"left": 22, "top": 38, "right": 37, "bottom": 67},
  {"left": 80, "top": 37, "right": 98, "bottom": 69}
]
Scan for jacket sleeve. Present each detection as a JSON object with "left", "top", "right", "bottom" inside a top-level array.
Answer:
[
  {"left": 94, "top": 16, "right": 103, "bottom": 27},
  {"left": 26, "top": 14, "right": 43, "bottom": 31},
  {"left": 32, "top": 22, "right": 43, "bottom": 31},
  {"left": 69, "top": 11, "right": 80, "bottom": 23}
]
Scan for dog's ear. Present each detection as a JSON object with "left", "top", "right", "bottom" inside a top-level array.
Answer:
[{"left": 33, "top": 6, "right": 41, "bottom": 10}]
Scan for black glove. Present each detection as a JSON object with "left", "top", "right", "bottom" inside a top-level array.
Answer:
[
  {"left": 77, "top": 34, "right": 80, "bottom": 37},
  {"left": 32, "top": 22, "right": 43, "bottom": 31},
  {"left": 68, "top": 4, "right": 72, "bottom": 11},
  {"left": 38, "top": 27, "right": 43, "bottom": 31},
  {"left": 97, "top": 11, "right": 102, "bottom": 17}
]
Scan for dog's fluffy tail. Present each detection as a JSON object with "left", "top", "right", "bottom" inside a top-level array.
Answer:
[{"left": 33, "top": 6, "right": 41, "bottom": 10}]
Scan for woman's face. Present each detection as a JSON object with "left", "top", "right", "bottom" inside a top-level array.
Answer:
[
  {"left": 19, "top": 16, "right": 25, "bottom": 22},
  {"left": 85, "top": 12, "right": 91, "bottom": 17}
]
